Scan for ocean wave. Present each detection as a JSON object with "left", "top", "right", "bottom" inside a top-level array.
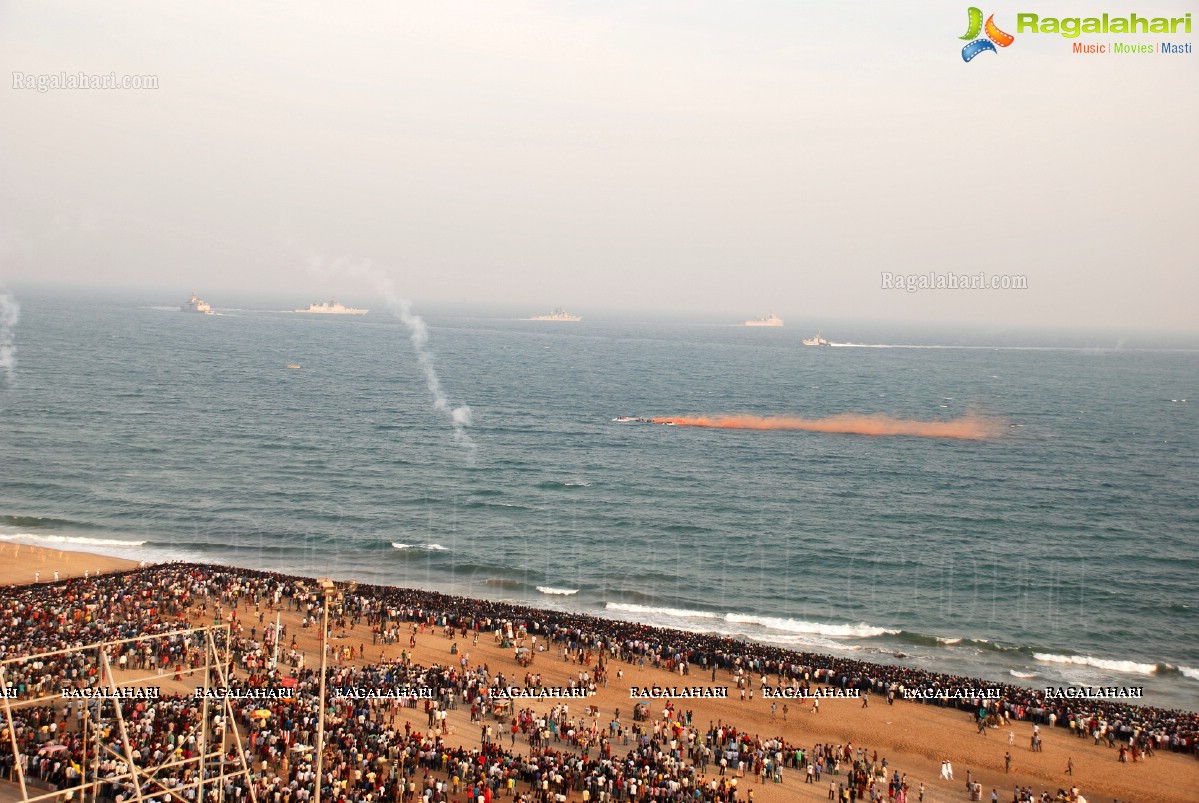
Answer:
[
  {"left": 1009, "top": 670, "right": 1038, "bottom": 679},
  {"left": 462, "top": 500, "right": 531, "bottom": 512},
  {"left": 726, "top": 614, "right": 900, "bottom": 638},
  {"left": 891, "top": 631, "right": 1029, "bottom": 654},
  {"left": 893, "top": 631, "right": 948, "bottom": 648},
  {"left": 1033, "top": 652, "right": 1157, "bottom": 676},
  {"left": 745, "top": 633, "right": 864, "bottom": 651},
  {"left": 0, "top": 533, "right": 147, "bottom": 548},
  {"left": 1152, "top": 663, "right": 1199, "bottom": 682},
  {"left": 537, "top": 586, "right": 579, "bottom": 596},
  {"left": 599, "top": 589, "right": 659, "bottom": 606},
  {"left": 0, "top": 515, "right": 100, "bottom": 531},
  {"left": 604, "top": 605, "right": 902, "bottom": 638},
  {"left": 391, "top": 542, "right": 449, "bottom": 551},
  {"left": 483, "top": 578, "right": 527, "bottom": 591},
  {"left": 972, "top": 639, "right": 1028, "bottom": 653},
  {"left": 606, "top": 602, "right": 720, "bottom": 620}
]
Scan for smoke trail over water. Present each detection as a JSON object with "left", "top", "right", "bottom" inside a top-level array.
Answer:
[
  {"left": 0, "top": 288, "right": 18, "bottom": 384},
  {"left": 381, "top": 291, "right": 478, "bottom": 461},
  {"left": 652, "top": 413, "right": 1003, "bottom": 440},
  {"left": 308, "top": 256, "right": 477, "bottom": 462}
]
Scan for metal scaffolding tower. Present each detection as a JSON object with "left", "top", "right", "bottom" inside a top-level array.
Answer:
[{"left": 1, "top": 624, "right": 259, "bottom": 803}]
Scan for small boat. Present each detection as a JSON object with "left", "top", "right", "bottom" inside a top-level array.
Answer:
[
  {"left": 296, "top": 299, "right": 368, "bottom": 315},
  {"left": 530, "top": 307, "right": 582, "bottom": 321},
  {"left": 802, "top": 333, "right": 832, "bottom": 346},
  {"left": 181, "top": 292, "right": 214, "bottom": 315},
  {"left": 286, "top": 363, "right": 302, "bottom": 369}
]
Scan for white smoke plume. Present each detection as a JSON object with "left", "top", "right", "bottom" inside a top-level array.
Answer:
[
  {"left": 381, "top": 291, "right": 478, "bottom": 459},
  {"left": 0, "top": 288, "right": 18, "bottom": 384},
  {"left": 307, "top": 255, "right": 477, "bottom": 463}
]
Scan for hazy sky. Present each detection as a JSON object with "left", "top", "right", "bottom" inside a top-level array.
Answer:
[{"left": 1, "top": 1, "right": 1196, "bottom": 330}]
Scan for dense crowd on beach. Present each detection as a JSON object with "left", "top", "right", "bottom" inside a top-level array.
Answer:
[
  {"left": 0, "top": 562, "right": 1195, "bottom": 802},
  {"left": 319, "top": 571, "right": 1199, "bottom": 757}
]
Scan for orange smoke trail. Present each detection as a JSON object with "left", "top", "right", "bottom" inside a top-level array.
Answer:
[{"left": 651, "top": 413, "right": 1004, "bottom": 440}]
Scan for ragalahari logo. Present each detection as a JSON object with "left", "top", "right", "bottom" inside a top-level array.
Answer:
[{"left": 961, "top": 7, "right": 1015, "bottom": 61}]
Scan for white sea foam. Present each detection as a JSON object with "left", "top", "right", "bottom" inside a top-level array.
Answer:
[
  {"left": 1009, "top": 670, "right": 1038, "bottom": 679},
  {"left": 536, "top": 586, "right": 579, "bottom": 596},
  {"left": 391, "top": 542, "right": 449, "bottom": 551},
  {"left": 606, "top": 602, "right": 720, "bottom": 620},
  {"left": 829, "top": 343, "right": 895, "bottom": 348},
  {"left": 1178, "top": 666, "right": 1199, "bottom": 683},
  {"left": 0, "top": 533, "right": 146, "bottom": 548},
  {"left": 744, "top": 633, "right": 864, "bottom": 651},
  {"left": 604, "top": 606, "right": 900, "bottom": 638},
  {"left": 724, "top": 613, "right": 901, "bottom": 638},
  {"left": 1033, "top": 652, "right": 1157, "bottom": 676}
]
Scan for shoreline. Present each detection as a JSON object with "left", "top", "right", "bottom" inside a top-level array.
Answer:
[
  {"left": 1, "top": 549, "right": 1197, "bottom": 802},
  {"left": 0, "top": 541, "right": 143, "bottom": 585},
  {"left": 3, "top": 541, "right": 1195, "bottom": 718}
]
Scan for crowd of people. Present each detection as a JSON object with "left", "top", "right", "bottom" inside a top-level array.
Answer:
[
  {"left": 333, "top": 571, "right": 1199, "bottom": 758},
  {"left": 0, "top": 562, "right": 1195, "bottom": 802}
]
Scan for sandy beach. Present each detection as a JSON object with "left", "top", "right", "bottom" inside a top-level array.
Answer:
[
  {"left": 316, "top": 608, "right": 1199, "bottom": 803},
  {"left": 3, "top": 547, "right": 1197, "bottom": 803},
  {"left": 0, "top": 542, "right": 141, "bottom": 586}
]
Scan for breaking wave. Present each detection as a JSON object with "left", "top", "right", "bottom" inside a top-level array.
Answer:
[
  {"left": 725, "top": 614, "right": 901, "bottom": 638},
  {"left": 606, "top": 602, "right": 720, "bottom": 620},
  {"left": 1033, "top": 652, "right": 1157, "bottom": 676},
  {"left": 0, "top": 533, "right": 147, "bottom": 548}
]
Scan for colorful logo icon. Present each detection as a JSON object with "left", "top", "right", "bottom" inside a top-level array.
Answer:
[{"left": 961, "top": 7, "right": 1015, "bottom": 61}]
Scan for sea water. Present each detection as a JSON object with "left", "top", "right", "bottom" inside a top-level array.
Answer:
[{"left": 1, "top": 290, "right": 1196, "bottom": 710}]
